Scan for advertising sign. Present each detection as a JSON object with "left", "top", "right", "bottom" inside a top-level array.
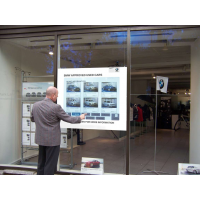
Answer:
[
  {"left": 22, "top": 132, "right": 31, "bottom": 145},
  {"left": 22, "top": 103, "right": 31, "bottom": 117},
  {"left": 57, "top": 67, "right": 127, "bottom": 131},
  {"left": 22, "top": 118, "right": 31, "bottom": 131},
  {"left": 81, "top": 157, "right": 104, "bottom": 175},
  {"left": 156, "top": 76, "right": 168, "bottom": 93},
  {"left": 22, "top": 82, "right": 53, "bottom": 100},
  {"left": 178, "top": 163, "right": 200, "bottom": 175}
]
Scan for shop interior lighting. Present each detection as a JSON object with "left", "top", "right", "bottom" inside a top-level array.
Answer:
[
  {"left": 152, "top": 73, "right": 156, "bottom": 79},
  {"left": 49, "top": 46, "right": 54, "bottom": 55}
]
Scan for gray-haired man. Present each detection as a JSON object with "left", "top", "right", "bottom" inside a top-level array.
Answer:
[{"left": 31, "top": 86, "right": 86, "bottom": 175}]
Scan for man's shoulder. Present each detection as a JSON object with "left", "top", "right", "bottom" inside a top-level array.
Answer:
[{"left": 33, "top": 98, "right": 54, "bottom": 106}]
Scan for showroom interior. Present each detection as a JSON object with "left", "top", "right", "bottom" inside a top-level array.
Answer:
[{"left": 0, "top": 25, "right": 200, "bottom": 175}]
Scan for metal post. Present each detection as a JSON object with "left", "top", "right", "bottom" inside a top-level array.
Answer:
[
  {"left": 154, "top": 85, "right": 157, "bottom": 170},
  {"left": 21, "top": 72, "right": 24, "bottom": 163},
  {"left": 143, "top": 76, "right": 168, "bottom": 174},
  {"left": 126, "top": 28, "right": 131, "bottom": 175},
  {"left": 71, "top": 129, "right": 73, "bottom": 168},
  {"left": 57, "top": 153, "right": 60, "bottom": 171}
]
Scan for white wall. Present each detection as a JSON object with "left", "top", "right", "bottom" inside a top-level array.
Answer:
[
  {"left": 0, "top": 39, "right": 56, "bottom": 164},
  {"left": 190, "top": 38, "right": 200, "bottom": 164},
  {"left": 0, "top": 40, "right": 22, "bottom": 164}
]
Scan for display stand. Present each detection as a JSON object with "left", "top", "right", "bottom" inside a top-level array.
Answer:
[
  {"left": 20, "top": 72, "right": 75, "bottom": 169},
  {"left": 143, "top": 77, "right": 168, "bottom": 175}
]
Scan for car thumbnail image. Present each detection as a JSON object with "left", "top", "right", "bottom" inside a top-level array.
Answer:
[
  {"left": 31, "top": 92, "right": 36, "bottom": 97},
  {"left": 84, "top": 82, "right": 98, "bottom": 92},
  {"left": 66, "top": 98, "right": 80, "bottom": 107},
  {"left": 102, "top": 98, "right": 117, "bottom": 108},
  {"left": 84, "top": 98, "right": 98, "bottom": 107},
  {"left": 42, "top": 92, "right": 46, "bottom": 97},
  {"left": 186, "top": 166, "right": 200, "bottom": 174},
  {"left": 37, "top": 92, "right": 42, "bottom": 97},
  {"left": 26, "top": 93, "right": 31, "bottom": 97},
  {"left": 67, "top": 83, "right": 81, "bottom": 92},
  {"left": 102, "top": 82, "right": 117, "bottom": 92},
  {"left": 84, "top": 160, "right": 100, "bottom": 168}
]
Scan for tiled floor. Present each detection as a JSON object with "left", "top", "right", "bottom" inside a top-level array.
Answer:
[{"left": 27, "top": 128, "right": 189, "bottom": 175}]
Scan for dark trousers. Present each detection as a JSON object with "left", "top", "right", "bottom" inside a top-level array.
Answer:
[{"left": 37, "top": 145, "right": 60, "bottom": 175}]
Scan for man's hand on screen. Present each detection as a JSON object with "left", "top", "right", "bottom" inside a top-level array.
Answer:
[{"left": 80, "top": 113, "right": 87, "bottom": 120}]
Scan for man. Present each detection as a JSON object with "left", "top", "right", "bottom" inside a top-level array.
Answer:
[{"left": 31, "top": 86, "right": 86, "bottom": 175}]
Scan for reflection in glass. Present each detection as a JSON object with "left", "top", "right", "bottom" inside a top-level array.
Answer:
[
  {"left": 129, "top": 28, "right": 196, "bottom": 174},
  {"left": 58, "top": 32, "right": 127, "bottom": 174}
]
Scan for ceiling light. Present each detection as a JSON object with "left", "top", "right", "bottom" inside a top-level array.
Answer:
[
  {"left": 152, "top": 73, "right": 156, "bottom": 79},
  {"left": 49, "top": 51, "right": 54, "bottom": 55},
  {"left": 185, "top": 93, "right": 187, "bottom": 95}
]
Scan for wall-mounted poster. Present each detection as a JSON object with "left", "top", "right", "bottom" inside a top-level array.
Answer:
[
  {"left": 23, "top": 103, "right": 31, "bottom": 117},
  {"left": 81, "top": 157, "right": 104, "bottom": 175},
  {"left": 22, "top": 132, "right": 31, "bottom": 145},
  {"left": 22, "top": 118, "right": 31, "bottom": 131},
  {"left": 22, "top": 82, "right": 53, "bottom": 101},
  {"left": 57, "top": 67, "right": 127, "bottom": 131}
]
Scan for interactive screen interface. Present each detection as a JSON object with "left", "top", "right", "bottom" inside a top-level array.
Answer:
[
  {"left": 58, "top": 67, "right": 127, "bottom": 131},
  {"left": 64, "top": 77, "right": 119, "bottom": 121}
]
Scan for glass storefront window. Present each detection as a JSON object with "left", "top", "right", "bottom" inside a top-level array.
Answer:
[
  {"left": 57, "top": 32, "right": 127, "bottom": 174},
  {"left": 0, "top": 36, "right": 55, "bottom": 166},
  {"left": 129, "top": 28, "right": 198, "bottom": 174}
]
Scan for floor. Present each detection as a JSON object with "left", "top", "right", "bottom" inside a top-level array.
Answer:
[{"left": 27, "top": 128, "right": 189, "bottom": 175}]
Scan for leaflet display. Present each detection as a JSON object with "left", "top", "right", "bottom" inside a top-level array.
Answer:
[
  {"left": 22, "top": 132, "right": 31, "bottom": 145},
  {"left": 58, "top": 67, "right": 127, "bottom": 130},
  {"left": 23, "top": 104, "right": 31, "bottom": 117},
  {"left": 22, "top": 118, "right": 31, "bottom": 131}
]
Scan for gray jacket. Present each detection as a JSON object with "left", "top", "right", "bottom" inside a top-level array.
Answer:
[{"left": 31, "top": 98, "right": 81, "bottom": 146}]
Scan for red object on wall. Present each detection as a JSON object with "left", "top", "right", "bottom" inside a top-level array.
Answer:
[{"left": 136, "top": 106, "right": 143, "bottom": 122}]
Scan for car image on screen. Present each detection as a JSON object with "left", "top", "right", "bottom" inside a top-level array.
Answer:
[
  {"left": 67, "top": 85, "right": 80, "bottom": 92},
  {"left": 67, "top": 98, "right": 80, "bottom": 107},
  {"left": 84, "top": 82, "right": 98, "bottom": 92},
  {"left": 84, "top": 98, "right": 98, "bottom": 107},
  {"left": 102, "top": 100, "right": 116, "bottom": 108},
  {"left": 102, "top": 84, "right": 117, "bottom": 92}
]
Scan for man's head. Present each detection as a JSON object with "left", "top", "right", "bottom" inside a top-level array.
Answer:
[{"left": 46, "top": 86, "right": 58, "bottom": 102}]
